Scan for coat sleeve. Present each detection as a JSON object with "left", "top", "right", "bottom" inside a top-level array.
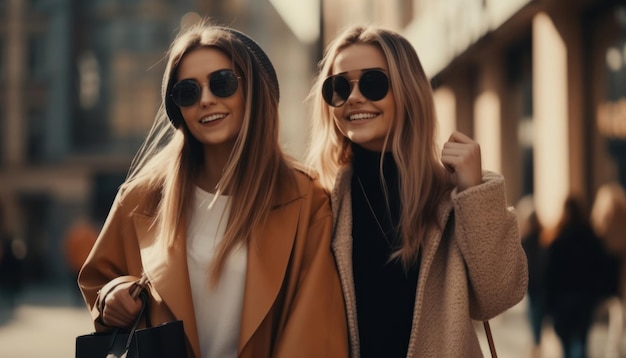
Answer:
[
  {"left": 77, "top": 188, "right": 144, "bottom": 331},
  {"left": 273, "top": 180, "right": 349, "bottom": 358},
  {"left": 451, "top": 171, "right": 528, "bottom": 320}
]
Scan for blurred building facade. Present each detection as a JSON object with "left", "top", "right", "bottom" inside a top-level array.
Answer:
[
  {"left": 1, "top": 0, "right": 625, "bottom": 284},
  {"left": 0, "top": 0, "right": 317, "bottom": 283},
  {"left": 322, "top": 0, "right": 626, "bottom": 229}
]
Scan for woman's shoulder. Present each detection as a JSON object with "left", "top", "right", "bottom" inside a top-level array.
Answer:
[
  {"left": 292, "top": 166, "right": 325, "bottom": 190},
  {"left": 279, "top": 164, "right": 330, "bottom": 202},
  {"left": 115, "top": 180, "right": 162, "bottom": 215}
]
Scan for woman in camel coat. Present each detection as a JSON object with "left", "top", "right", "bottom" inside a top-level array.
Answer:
[{"left": 79, "top": 22, "right": 348, "bottom": 358}]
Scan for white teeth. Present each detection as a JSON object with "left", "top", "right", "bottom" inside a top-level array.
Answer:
[
  {"left": 200, "top": 114, "right": 227, "bottom": 123},
  {"left": 349, "top": 113, "right": 378, "bottom": 121}
]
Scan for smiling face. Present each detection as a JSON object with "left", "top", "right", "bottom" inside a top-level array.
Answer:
[
  {"left": 330, "top": 44, "right": 396, "bottom": 152},
  {"left": 176, "top": 47, "right": 245, "bottom": 152}
]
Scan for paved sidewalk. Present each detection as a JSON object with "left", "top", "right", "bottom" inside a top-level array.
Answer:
[
  {"left": 478, "top": 296, "right": 626, "bottom": 357},
  {"left": 0, "top": 284, "right": 624, "bottom": 357},
  {"left": 0, "top": 284, "right": 93, "bottom": 358}
]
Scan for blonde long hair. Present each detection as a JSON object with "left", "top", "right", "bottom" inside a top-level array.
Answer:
[
  {"left": 124, "top": 20, "right": 294, "bottom": 282},
  {"left": 306, "top": 25, "right": 452, "bottom": 270}
]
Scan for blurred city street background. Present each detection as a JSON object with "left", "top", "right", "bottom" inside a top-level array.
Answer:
[
  {"left": 2, "top": 0, "right": 626, "bottom": 357},
  {"left": 0, "top": 284, "right": 624, "bottom": 357}
]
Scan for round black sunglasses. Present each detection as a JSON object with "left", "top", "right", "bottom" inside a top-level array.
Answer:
[
  {"left": 170, "top": 69, "right": 240, "bottom": 107},
  {"left": 321, "top": 69, "right": 389, "bottom": 107}
]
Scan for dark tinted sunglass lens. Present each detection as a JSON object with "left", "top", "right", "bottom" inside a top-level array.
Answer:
[
  {"left": 171, "top": 80, "right": 201, "bottom": 107},
  {"left": 210, "top": 70, "right": 239, "bottom": 98},
  {"left": 322, "top": 75, "right": 351, "bottom": 107},
  {"left": 322, "top": 77, "right": 335, "bottom": 106},
  {"left": 359, "top": 70, "right": 389, "bottom": 101}
]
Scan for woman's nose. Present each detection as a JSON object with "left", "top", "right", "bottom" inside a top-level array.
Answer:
[
  {"left": 198, "top": 83, "right": 216, "bottom": 106},
  {"left": 347, "top": 80, "right": 365, "bottom": 104}
]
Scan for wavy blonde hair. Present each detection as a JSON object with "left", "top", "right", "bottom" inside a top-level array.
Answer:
[
  {"left": 306, "top": 25, "right": 452, "bottom": 270},
  {"left": 125, "top": 20, "right": 294, "bottom": 282}
]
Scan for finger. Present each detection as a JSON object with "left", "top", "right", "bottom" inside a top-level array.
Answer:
[
  {"left": 103, "top": 300, "right": 140, "bottom": 327},
  {"left": 441, "top": 156, "right": 463, "bottom": 169},
  {"left": 441, "top": 155, "right": 460, "bottom": 173},
  {"left": 102, "top": 284, "right": 141, "bottom": 327},
  {"left": 103, "top": 305, "right": 131, "bottom": 327},
  {"left": 441, "top": 147, "right": 469, "bottom": 158},
  {"left": 448, "top": 131, "right": 473, "bottom": 143}
]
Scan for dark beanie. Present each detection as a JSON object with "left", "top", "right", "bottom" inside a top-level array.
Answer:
[
  {"left": 222, "top": 28, "right": 280, "bottom": 100},
  {"left": 165, "top": 27, "right": 279, "bottom": 128}
]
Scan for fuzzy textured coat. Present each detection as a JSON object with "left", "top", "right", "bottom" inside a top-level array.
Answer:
[
  {"left": 331, "top": 167, "right": 528, "bottom": 358},
  {"left": 78, "top": 169, "right": 349, "bottom": 358}
]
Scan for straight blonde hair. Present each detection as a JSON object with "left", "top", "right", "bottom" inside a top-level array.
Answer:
[
  {"left": 124, "top": 20, "right": 294, "bottom": 283},
  {"left": 306, "top": 25, "right": 452, "bottom": 271}
]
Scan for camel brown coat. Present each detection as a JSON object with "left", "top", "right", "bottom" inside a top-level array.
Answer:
[
  {"left": 78, "top": 170, "right": 349, "bottom": 358},
  {"left": 331, "top": 168, "right": 528, "bottom": 357}
]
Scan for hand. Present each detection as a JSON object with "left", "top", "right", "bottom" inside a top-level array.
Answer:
[
  {"left": 102, "top": 281, "right": 142, "bottom": 328},
  {"left": 441, "top": 131, "right": 482, "bottom": 192}
]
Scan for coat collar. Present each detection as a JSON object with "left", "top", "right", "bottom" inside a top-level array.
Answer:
[
  {"left": 132, "top": 212, "right": 202, "bottom": 357},
  {"left": 330, "top": 164, "right": 455, "bottom": 251}
]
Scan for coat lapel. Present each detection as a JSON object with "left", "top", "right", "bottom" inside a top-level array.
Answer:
[
  {"left": 132, "top": 212, "right": 201, "bottom": 358},
  {"left": 406, "top": 201, "right": 453, "bottom": 358},
  {"left": 238, "top": 197, "right": 301, "bottom": 353},
  {"left": 330, "top": 166, "right": 361, "bottom": 357}
]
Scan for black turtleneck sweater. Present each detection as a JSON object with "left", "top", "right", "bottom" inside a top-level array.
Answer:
[{"left": 351, "top": 145, "right": 420, "bottom": 358}]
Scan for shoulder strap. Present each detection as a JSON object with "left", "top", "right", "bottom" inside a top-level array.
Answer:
[{"left": 483, "top": 321, "right": 497, "bottom": 358}]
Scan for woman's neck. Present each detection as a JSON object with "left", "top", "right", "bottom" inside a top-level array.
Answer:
[{"left": 197, "top": 144, "right": 234, "bottom": 194}]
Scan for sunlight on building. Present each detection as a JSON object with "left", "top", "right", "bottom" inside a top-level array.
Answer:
[
  {"left": 533, "top": 12, "right": 569, "bottom": 228},
  {"left": 433, "top": 86, "right": 457, "bottom": 150},
  {"left": 269, "top": 0, "right": 319, "bottom": 44},
  {"left": 474, "top": 91, "right": 501, "bottom": 173}
]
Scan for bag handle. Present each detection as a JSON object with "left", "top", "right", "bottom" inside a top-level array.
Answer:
[
  {"left": 129, "top": 273, "right": 152, "bottom": 327},
  {"left": 483, "top": 320, "right": 497, "bottom": 358},
  {"left": 130, "top": 274, "right": 149, "bottom": 299},
  {"left": 110, "top": 273, "right": 151, "bottom": 353},
  {"left": 121, "top": 291, "right": 149, "bottom": 351}
]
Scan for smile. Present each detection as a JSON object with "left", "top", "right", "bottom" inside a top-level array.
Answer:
[
  {"left": 200, "top": 113, "right": 227, "bottom": 124},
  {"left": 348, "top": 112, "right": 379, "bottom": 121}
]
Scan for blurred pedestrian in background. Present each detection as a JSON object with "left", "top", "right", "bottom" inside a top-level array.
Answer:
[
  {"left": 517, "top": 195, "right": 549, "bottom": 357},
  {"left": 591, "top": 182, "right": 626, "bottom": 295},
  {"left": 590, "top": 182, "right": 626, "bottom": 357},
  {"left": 545, "top": 194, "right": 619, "bottom": 358},
  {"left": 0, "top": 200, "right": 26, "bottom": 309},
  {"left": 62, "top": 217, "right": 98, "bottom": 305}
]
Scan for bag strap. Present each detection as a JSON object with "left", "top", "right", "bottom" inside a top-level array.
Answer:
[
  {"left": 130, "top": 274, "right": 149, "bottom": 299},
  {"left": 483, "top": 321, "right": 497, "bottom": 358},
  {"left": 123, "top": 292, "right": 148, "bottom": 350},
  {"left": 122, "top": 273, "right": 152, "bottom": 351}
]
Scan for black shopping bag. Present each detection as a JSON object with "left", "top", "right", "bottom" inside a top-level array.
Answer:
[
  {"left": 75, "top": 276, "right": 188, "bottom": 358},
  {"left": 75, "top": 319, "right": 187, "bottom": 358}
]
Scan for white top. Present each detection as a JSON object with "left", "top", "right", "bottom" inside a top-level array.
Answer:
[{"left": 186, "top": 187, "right": 247, "bottom": 358}]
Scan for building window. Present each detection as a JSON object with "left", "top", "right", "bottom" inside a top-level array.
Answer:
[
  {"left": 26, "top": 108, "right": 46, "bottom": 163},
  {"left": 593, "top": 5, "right": 626, "bottom": 189},
  {"left": 0, "top": 39, "right": 5, "bottom": 81},
  {"left": 507, "top": 36, "right": 534, "bottom": 197},
  {"left": 0, "top": 111, "right": 4, "bottom": 167},
  {"left": 27, "top": 35, "right": 47, "bottom": 81}
]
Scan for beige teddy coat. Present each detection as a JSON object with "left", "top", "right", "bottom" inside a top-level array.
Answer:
[{"left": 330, "top": 167, "right": 528, "bottom": 358}]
